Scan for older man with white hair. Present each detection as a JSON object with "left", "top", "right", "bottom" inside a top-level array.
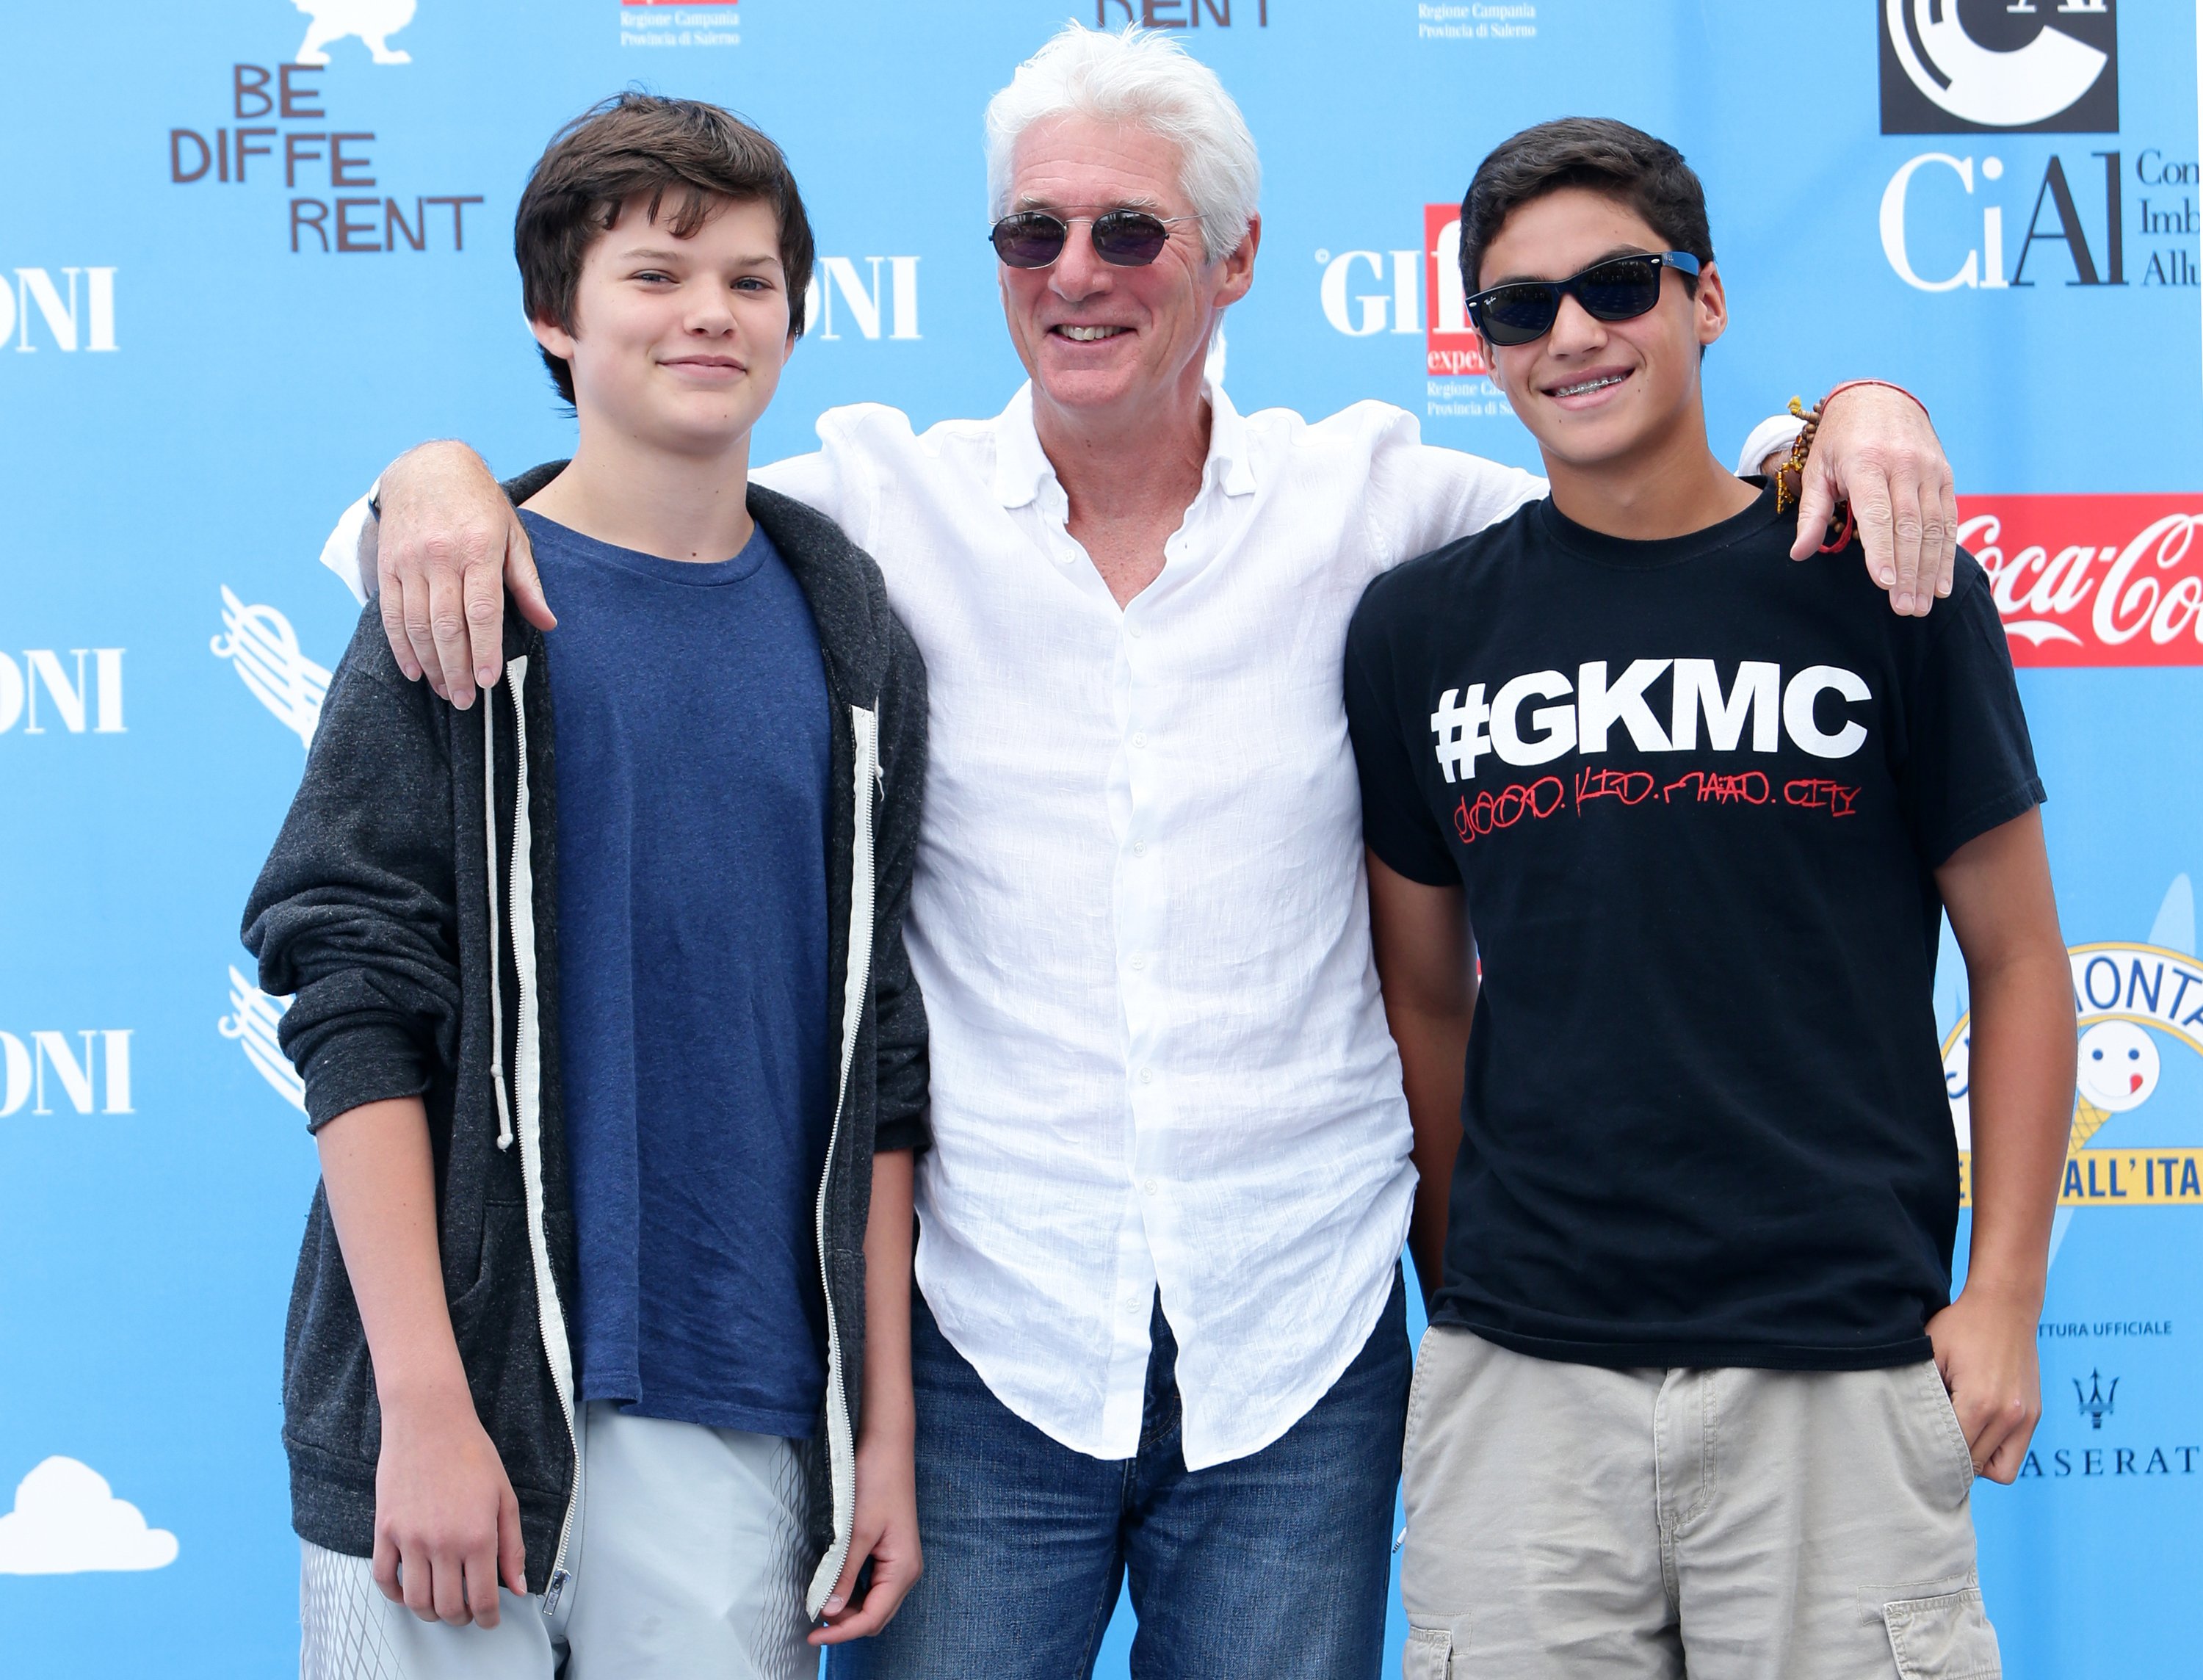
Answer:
[{"left": 326, "top": 24, "right": 1961, "bottom": 1676}]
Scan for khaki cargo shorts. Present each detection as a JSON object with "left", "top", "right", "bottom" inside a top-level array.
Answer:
[{"left": 1399, "top": 1326, "right": 2000, "bottom": 1680}]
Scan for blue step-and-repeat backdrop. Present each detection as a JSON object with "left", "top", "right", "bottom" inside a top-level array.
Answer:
[{"left": 2, "top": 2, "right": 2199, "bottom": 1674}]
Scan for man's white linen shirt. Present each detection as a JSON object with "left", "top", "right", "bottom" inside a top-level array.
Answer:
[
  {"left": 325, "top": 385, "right": 1571, "bottom": 1469},
  {"left": 761, "top": 384, "right": 1541, "bottom": 1469}
]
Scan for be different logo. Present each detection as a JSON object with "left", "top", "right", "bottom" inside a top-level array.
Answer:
[
  {"left": 1879, "top": 0, "right": 2116, "bottom": 135},
  {"left": 1958, "top": 495, "right": 2203, "bottom": 665}
]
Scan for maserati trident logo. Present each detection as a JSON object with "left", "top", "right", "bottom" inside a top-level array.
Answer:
[
  {"left": 212, "top": 588, "right": 330, "bottom": 747},
  {"left": 1880, "top": 0, "right": 2117, "bottom": 135},
  {"left": 2074, "top": 1369, "right": 2119, "bottom": 1429}
]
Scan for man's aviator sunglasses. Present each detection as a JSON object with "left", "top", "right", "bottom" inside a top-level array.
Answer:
[
  {"left": 1465, "top": 251, "right": 1701, "bottom": 347},
  {"left": 990, "top": 209, "right": 1203, "bottom": 269}
]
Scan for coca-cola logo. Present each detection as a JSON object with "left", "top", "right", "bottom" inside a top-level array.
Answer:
[{"left": 1958, "top": 496, "right": 2203, "bottom": 667}]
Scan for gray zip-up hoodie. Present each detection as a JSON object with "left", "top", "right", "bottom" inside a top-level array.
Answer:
[{"left": 243, "top": 482, "right": 929, "bottom": 1618}]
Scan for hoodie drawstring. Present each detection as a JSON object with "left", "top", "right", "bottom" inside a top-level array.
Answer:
[{"left": 485, "top": 680, "right": 513, "bottom": 1152}]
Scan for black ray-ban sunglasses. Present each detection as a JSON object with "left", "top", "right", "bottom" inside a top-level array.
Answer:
[
  {"left": 990, "top": 209, "right": 1204, "bottom": 269},
  {"left": 1465, "top": 251, "right": 1701, "bottom": 347}
]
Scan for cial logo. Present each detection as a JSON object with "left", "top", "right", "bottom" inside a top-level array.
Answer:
[
  {"left": 1880, "top": 0, "right": 2116, "bottom": 135},
  {"left": 1879, "top": 143, "right": 2196, "bottom": 293},
  {"left": 1959, "top": 496, "right": 2203, "bottom": 665},
  {"left": 213, "top": 589, "right": 330, "bottom": 747}
]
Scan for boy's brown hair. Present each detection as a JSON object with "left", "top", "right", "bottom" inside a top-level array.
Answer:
[
  {"left": 1458, "top": 117, "right": 1713, "bottom": 299},
  {"left": 514, "top": 92, "right": 816, "bottom": 404}
]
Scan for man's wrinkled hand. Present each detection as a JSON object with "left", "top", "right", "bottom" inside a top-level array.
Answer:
[
  {"left": 1790, "top": 383, "right": 1958, "bottom": 618},
  {"left": 375, "top": 441, "right": 554, "bottom": 708}
]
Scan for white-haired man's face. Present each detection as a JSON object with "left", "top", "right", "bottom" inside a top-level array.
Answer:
[{"left": 997, "top": 113, "right": 1256, "bottom": 427}]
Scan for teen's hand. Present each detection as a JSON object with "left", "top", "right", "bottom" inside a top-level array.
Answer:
[
  {"left": 372, "top": 1394, "right": 528, "bottom": 1626},
  {"left": 375, "top": 440, "right": 554, "bottom": 709},
  {"left": 1925, "top": 1285, "right": 2044, "bottom": 1485},
  {"left": 810, "top": 1425, "right": 923, "bottom": 1645},
  {"left": 1791, "top": 383, "right": 1958, "bottom": 618}
]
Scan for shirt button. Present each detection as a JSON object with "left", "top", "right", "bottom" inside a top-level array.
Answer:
[
  {"left": 1132, "top": 731, "right": 1148, "bottom": 748},
  {"left": 1129, "top": 954, "right": 1146, "bottom": 971},
  {"left": 1143, "top": 1178, "right": 1161, "bottom": 1195},
  {"left": 1132, "top": 840, "right": 1148, "bottom": 856},
  {"left": 1127, "top": 623, "right": 1143, "bottom": 640},
  {"left": 1138, "top": 1068, "right": 1154, "bottom": 1085}
]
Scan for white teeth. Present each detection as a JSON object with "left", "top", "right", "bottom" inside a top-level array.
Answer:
[
  {"left": 1060, "top": 325, "right": 1127, "bottom": 341},
  {"left": 1553, "top": 373, "right": 1625, "bottom": 398}
]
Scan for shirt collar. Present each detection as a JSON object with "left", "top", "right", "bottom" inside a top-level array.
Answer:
[{"left": 990, "top": 377, "right": 1259, "bottom": 510}]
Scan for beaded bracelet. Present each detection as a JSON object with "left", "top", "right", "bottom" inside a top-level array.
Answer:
[{"left": 1774, "top": 395, "right": 1859, "bottom": 553}]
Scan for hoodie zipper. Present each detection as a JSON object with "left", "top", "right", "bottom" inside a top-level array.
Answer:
[
  {"left": 803, "top": 702, "right": 880, "bottom": 1618},
  {"left": 494, "top": 656, "right": 583, "bottom": 1616}
]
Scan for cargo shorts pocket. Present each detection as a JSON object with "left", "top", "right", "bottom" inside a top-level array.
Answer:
[
  {"left": 1882, "top": 1587, "right": 2001, "bottom": 1679},
  {"left": 1914, "top": 1361, "right": 1979, "bottom": 1507},
  {"left": 1403, "top": 1622, "right": 1454, "bottom": 1680}
]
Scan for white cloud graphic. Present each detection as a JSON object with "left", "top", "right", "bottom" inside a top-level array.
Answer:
[{"left": 0, "top": 1457, "right": 179, "bottom": 1574}]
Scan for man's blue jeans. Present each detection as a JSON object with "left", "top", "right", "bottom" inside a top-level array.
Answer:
[{"left": 831, "top": 1272, "right": 1411, "bottom": 1680}]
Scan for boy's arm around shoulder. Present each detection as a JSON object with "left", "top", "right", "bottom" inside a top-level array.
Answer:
[
  {"left": 872, "top": 604, "right": 930, "bottom": 1155},
  {"left": 242, "top": 604, "right": 463, "bottom": 1131}
]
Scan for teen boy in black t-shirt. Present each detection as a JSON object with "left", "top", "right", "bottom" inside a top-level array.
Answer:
[{"left": 1345, "top": 119, "right": 2074, "bottom": 1679}]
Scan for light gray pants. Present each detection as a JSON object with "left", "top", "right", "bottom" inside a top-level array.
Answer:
[
  {"left": 1400, "top": 1328, "right": 2001, "bottom": 1680},
  {"left": 300, "top": 1401, "right": 815, "bottom": 1679}
]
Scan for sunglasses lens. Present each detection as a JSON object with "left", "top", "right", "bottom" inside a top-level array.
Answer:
[
  {"left": 1090, "top": 211, "right": 1172, "bottom": 266},
  {"left": 991, "top": 214, "right": 1068, "bottom": 269},
  {"left": 1573, "top": 258, "right": 1665, "bottom": 322},
  {"left": 1476, "top": 284, "right": 1558, "bottom": 346}
]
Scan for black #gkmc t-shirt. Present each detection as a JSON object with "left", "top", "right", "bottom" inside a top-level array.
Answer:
[{"left": 1344, "top": 485, "right": 2044, "bottom": 1369}]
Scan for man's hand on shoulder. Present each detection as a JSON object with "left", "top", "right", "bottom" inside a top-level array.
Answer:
[
  {"left": 375, "top": 441, "right": 554, "bottom": 709},
  {"left": 1790, "top": 383, "right": 1958, "bottom": 618}
]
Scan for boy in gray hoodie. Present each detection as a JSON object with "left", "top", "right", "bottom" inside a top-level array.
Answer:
[{"left": 245, "top": 94, "right": 930, "bottom": 1677}]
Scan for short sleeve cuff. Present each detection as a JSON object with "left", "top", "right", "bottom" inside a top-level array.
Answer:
[{"left": 1926, "top": 778, "right": 2047, "bottom": 869}]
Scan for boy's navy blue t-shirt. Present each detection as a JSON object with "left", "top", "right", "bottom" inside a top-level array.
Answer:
[
  {"left": 1343, "top": 485, "right": 2044, "bottom": 1372},
  {"left": 521, "top": 508, "right": 834, "bottom": 1436}
]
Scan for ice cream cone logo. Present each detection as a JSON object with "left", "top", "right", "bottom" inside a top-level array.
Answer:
[{"left": 2072, "top": 1021, "right": 2160, "bottom": 1148}]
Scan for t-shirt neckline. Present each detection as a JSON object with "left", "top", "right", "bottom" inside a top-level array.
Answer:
[
  {"left": 518, "top": 507, "right": 773, "bottom": 589},
  {"left": 1535, "top": 479, "right": 1783, "bottom": 571}
]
